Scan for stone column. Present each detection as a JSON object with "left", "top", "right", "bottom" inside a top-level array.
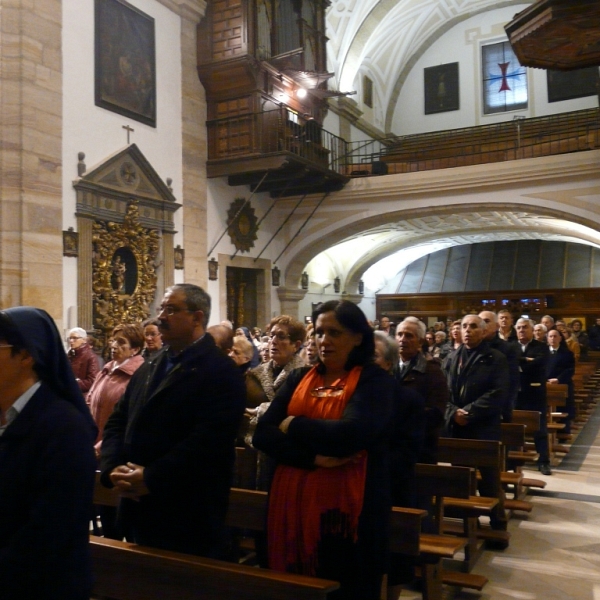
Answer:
[
  {"left": 176, "top": 0, "right": 208, "bottom": 286},
  {"left": 76, "top": 217, "right": 93, "bottom": 330},
  {"left": 0, "top": 0, "right": 64, "bottom": 319},
  {"left": 277, "top": 287, "right": 308, "bottom": 318}
]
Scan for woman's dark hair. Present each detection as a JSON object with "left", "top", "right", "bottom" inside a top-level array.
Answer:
[{"left": 312, "top": 300, "right": 374, "bottom": 369}]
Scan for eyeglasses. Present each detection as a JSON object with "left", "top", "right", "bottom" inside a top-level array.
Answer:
[
  {"left": 145, "top": 332, "right": 160, "bottom": 338},
  {"left": 0, "top": 344, "right": 14, "bottom": 349},
  {"left": 310, "top": 385, "right": 345, "bottom": 398},
  {"left": 268, "top": 332, "right": 291, "bottom": 341},
  {"left": 157, "top": 305, "right": 193, "bottom": 316},
  {"left": 68, "top": 336, "right": 82, "bottom": 341}
]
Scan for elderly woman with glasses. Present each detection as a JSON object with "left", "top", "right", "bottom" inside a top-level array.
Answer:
[
  {"left": 253, "top": 301, "right": 395, "bottom": 600},
  {"left": 243, "top": 315, "right": 306, "bottom": 489}
]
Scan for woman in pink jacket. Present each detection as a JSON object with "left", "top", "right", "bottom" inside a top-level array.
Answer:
[{"left": 87, "top": 323, "right": 145, "bottom": 538}]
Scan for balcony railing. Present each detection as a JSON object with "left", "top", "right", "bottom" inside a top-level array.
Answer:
[
  {"left": 207, "top": 108, "right": 600, "bottom": 181},
  {"left": 344, "top": 108, "right": 600, "bottom": 176},
  {"left": 206, "top": 108, "right": 348, "bottom": 177}
]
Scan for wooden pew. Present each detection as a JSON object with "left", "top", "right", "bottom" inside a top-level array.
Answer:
[
  {"left": 546, "top": 383, "right": 569, "bottom": 456},
  {"left": 93, "top": 475, "right": 468, "bottom": 600},
  {"left": 511, "top": 410, "right": 547, "bottom": 490},
  {"left": 500, "top": 423, "right": 534, "bottom": 512},
  {"left": 436, "top": 438, "right": 509, "bottom": 564},
  {"left": 414, "top": 463, "right": 488, "bottom": 591},
  {"left": 90, "top": 536, "right": 339, "bottom": 600}
]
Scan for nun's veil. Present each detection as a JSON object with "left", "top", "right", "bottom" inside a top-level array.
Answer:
[{"left": 0, "top": 307, "right": 97, "bottom": 434}]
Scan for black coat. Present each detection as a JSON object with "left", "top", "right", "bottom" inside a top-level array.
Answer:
[
  {"left": 100, "top": 333, "right": 246, "bottom": 557},
  {"left": 444, "top": 341, "right": 508, "bottom": 441},
  {"left": 0, "top": 384, "right": 96, "bottom": 600},
  {"left": 515, "top": 338, "right": 549, "bottom": 412},
  {"left": 488, "top": 333, "right": 520, "bottom": 421}
]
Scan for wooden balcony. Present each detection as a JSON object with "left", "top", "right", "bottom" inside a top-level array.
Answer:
[{"left": 206, "top": 108, "right": 349, "bottom": 198}]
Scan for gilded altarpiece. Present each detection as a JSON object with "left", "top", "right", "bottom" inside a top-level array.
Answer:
[{"left": 73, "top": 145, "right": 180, "bottom": 349}]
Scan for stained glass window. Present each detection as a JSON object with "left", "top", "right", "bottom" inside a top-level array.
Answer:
[{"left": 482, "top": 41, "right": 527, "bottom": 114}]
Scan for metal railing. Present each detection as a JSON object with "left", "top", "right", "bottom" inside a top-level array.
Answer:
[{"left": 206, "top": 108, "right": 348, "bottom": 176}]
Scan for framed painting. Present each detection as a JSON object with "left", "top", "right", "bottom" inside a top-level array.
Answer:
[
  {"left": 424, "top": 62, "right": 459, "bottom": 115},
  {"left": 547, "top": 67, "right": 599, "bottom": 103},
  {"left": 95, "top": 0, "right": 156, "bottom": 127}
]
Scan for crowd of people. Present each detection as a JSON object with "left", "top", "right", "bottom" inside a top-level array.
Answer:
[{"left": 0, "top": 288, "right": 594, "bottom": 599}]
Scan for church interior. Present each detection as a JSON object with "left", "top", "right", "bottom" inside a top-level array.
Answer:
[{"left": 2, "top": 0, "right": 600, "bottom": 598}]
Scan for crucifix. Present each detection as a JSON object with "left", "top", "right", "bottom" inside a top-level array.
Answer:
[{"left": 122, "top": 124, "right": 135, "bottom": 144}]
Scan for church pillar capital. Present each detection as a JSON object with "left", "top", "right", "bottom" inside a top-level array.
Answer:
[
  {"left": 171, "top": 0, "right": 207, "bottom": 21},
  {"left": 340, "top": 293, "right": 363, "bottom": 305},
  {"left": 277, "top": 287, "right": 308, "bottom": 318}
]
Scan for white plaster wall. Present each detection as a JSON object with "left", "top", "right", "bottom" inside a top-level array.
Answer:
[
  {"left": 206, "top": 178, "right": 288, "bottom": 326},
  {"left": 62, "top": 0, "right": 183, "bottom": 330},
  {"left": 392, "top": 5, "right": 599, "bottom": 134}
]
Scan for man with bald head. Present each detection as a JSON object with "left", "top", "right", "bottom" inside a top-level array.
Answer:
[{"left": 479, "top": 311, "right": 519, "bottom": 422}]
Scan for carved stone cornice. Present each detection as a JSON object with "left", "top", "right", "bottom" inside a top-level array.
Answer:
[
  {"left": 277, "top": 287, "right": 308, "bottom": 304},
  {"left": 156, "top": 0, "right": 207, "bottom": 21},
  {"left": 340, "top": 293, "right": 363, "bottom": 305},
  {"left": 74, "top": 144, "right": 180, "bottom": 233},
  {"left": 329, "top": 97, "right": 388, "bottom": 140}
]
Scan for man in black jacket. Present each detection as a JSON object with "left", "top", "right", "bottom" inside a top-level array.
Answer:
[
  {"left": 100, "top": 284, "right": 246, "bottom": 557},
  {"left": 515, "top": 317, "right": 551, "bottom": 475},
  {"left": 445, "top": 314, "right": 509, "bottom": 531},
  {"left": 479, "top": 310, "right": 519, "bottom": 422}
]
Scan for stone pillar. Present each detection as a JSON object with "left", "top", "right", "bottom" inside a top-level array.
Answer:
[
  {"left": 76, "top": 217, "right": 93, "bottom": 330},
  {"left": 163, "top": 232, "right": 175, "bottom": 289},
  {"left": 277, "top": 287, "right": 308, "bottom": 318},
  {"left": 0, "top": 0, "right": 64, "bottom": 319},
  {"left": 177, "top": 1, "right": 208, "bottom": 286}
]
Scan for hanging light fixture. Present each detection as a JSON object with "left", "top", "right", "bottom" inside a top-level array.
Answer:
[
  {"left": 271, "top": 265, "right": 281, "bottom": 287},
  {"left": 334, "top": 276, "right": 341, "bottom": 293},
  {"left": 208, "top": 257, "right": 219, "bottom": 281},
  {"left": 358, "top": 280, "right": 365, "bottom": 295}
]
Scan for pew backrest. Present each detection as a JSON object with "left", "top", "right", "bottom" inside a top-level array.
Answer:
[{"left": 90, "top": 535, "right": 339, "bottom": 600}]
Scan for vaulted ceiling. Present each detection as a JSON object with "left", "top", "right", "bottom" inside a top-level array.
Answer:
[
  {"left": 306, "top": 1, "right": 600, "bottom": 294},
  {"left": 326, "top": 0, "right": 529, "bottom": 132}
]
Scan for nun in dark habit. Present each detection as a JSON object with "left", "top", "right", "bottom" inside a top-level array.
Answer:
[{"left": 0, "top": 307, "right": 97, "bottom": 600}]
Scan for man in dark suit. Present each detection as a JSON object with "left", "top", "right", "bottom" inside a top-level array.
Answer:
[
  {"left": 546, "top": 329, "right": 575, "bottom": 434},
  {"left": 479, "top": 310, "right": 519, "bottom": 423},
  {"left": 394, "top": 316, "right": 448, "bottom": 464},
  {"left": 101, "top": 284, "right": 246, "bottom": 557},
  {"left": 515, "top": 317, "right": 551, "bottom": 475},
  {"left": 445, "top": 314, "right": 509, "bottom": 531}
]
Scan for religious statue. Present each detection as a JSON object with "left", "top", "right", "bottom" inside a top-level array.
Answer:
[{"left": 111, "top": 255, "right": 126, "bottom": 293}]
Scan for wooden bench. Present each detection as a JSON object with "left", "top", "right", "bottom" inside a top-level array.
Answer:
[
  {"left": 437, "top": 438, "right": 509, "bottom": 565},
  {"left": 546, "top": 383, "right": 570, "bottom": 456},
  {"left": 93, "top": 477, "right": 467, "bottom": 600},
  {"left": 499, "top": 423, "right": 534, "bottom": 513},
  {"left": 511, "top": 410, "right": 547, "bottom": 490},
  {"left": 414, "top": 463, "right": 488, "bottom": 591},
  {"left": 90, "top": 536, "right": 339, "bottom": 600}
]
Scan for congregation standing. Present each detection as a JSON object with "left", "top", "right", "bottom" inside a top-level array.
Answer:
[{"left": 0, "top": 289, "right": 591, "bottom": 599}]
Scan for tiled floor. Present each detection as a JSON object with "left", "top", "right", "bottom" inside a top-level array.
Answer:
[{"left": 394, "top": 405, "right": 600, "bottom": 599}]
